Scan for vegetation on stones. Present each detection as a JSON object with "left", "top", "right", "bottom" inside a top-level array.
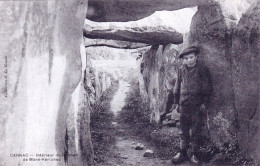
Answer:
[
  {"left": 90, "top": 80, "right": 119, "bottom": 164},
  {"left": 117, "top": 79, "right": 156, "bottom": 139}
]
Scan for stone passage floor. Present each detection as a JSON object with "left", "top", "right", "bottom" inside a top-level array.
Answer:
[{"left": 102, "top": 80, "right": 195, "bottom": 166}]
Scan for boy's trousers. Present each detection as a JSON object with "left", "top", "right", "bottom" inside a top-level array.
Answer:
[{"left": 179, "top": 104, "right": 205, "bottom": 154}]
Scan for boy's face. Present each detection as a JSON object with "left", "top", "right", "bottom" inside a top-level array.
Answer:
[{"left": 183, "top": 53, "right": 197, "bottom": 67}]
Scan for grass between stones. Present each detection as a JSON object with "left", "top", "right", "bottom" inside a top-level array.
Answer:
[
  {"left": 90, "top": 81, "right": 119, "bottom": 164},
  {"left": 116, "top": 79, "right": 181, "bottom": 159}
]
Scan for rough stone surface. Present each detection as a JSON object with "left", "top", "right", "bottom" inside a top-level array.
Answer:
[
  {"left": 86, "top": 0, "right": 252, "bottom": 22},
  {"left": 122, "top": 155, "right": 129, "bottom": 159},
  {"left": 87, "top": 0, "right": 199, "bottom": 22},
  {"left": 84, "top": 20, "right": 183, "bottom": 45},
  {"left": 135, "top": 143, "right": 145, "bottom": 150},
  {"left": 143, "top": 150, "right": 154, "bottom": 157},
  {"left": 84, "top": 59, "right": 115, "bottom": 107},
  {"left": 0, "top": 1, "right": 94, "bottom": 166},
  {"left": 231, "top": 1, "right": 260, "bottom": 162},
  {"left": 85, "top": 38, "right": 150, "bottom": 49},
  {"left": 140, "top": 44, "right": 181, "bottom": 122}
]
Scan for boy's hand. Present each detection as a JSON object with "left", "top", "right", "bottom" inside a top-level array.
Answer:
[
  {"left": 200, "top": 104, "right": 206, "bottom": 112},
  {"left": 172, "top": 104, "right": 179, "bottom": 113}
]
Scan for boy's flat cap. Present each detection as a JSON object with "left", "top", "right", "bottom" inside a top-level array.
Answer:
[{"left": 178, "top": 46, "right": 200, "bottom": 58}]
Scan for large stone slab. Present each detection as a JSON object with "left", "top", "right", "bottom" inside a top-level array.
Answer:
[
  {"left": 0, "top": 1, "right": 94, "bottom": 166},
  {"left": 183, "top": 3, "right": 238, "bottom": 149},
  {"left": 87, "top": 0, "right": 199, "bottom": 22},
  {"left": 232, "top": 1, "right": 260, "bottom": 162},
  {"left": 85, "top": 38, "right": 150, "bottom": 49},
  {"left": 84, "top": 20, "right": 183, "bottom": 45},
  {"left": 86, "top": 0, "right": 252, "bottom": 22},
  {"left": 140, "top": 44, "right": 181, "bottom": 122}
]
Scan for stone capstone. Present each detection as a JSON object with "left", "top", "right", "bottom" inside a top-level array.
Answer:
[
  {"left": 84, "top": 19, "right": 183, "bottom": 45},
  {"left": 86, "top": 0, "right": 251, "bottom": 22},
  {"left": 87, "top": 0, "right": 199, "bottom": 22}
]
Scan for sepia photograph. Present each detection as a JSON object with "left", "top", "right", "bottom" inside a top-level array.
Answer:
[{"left": 0, "top": 0, "right": 259, "bottom": 165}]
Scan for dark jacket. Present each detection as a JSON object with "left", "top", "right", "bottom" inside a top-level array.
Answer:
[{"left": 173, "top": 62, "right": 213, "bottom": 106}]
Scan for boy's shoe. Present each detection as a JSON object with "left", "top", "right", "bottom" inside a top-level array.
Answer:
[
  {"left": 190, "top": 155, "right": 200, "bottom": 165},
  {"left": 171, "top": 152, "right": 189, "bottom": 164}
]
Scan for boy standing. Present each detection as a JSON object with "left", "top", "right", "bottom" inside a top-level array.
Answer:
[{"left": 171, "top": 46, "right": 213, "bottom": 164}]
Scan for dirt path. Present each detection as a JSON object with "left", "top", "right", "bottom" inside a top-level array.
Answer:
[
  {"left": 110, "top": 136, "right": 174, "bottom": 166},
  {"left": 105, "top": 80, "right": 193, "bottom": 166},
  {"left": 104, "top": 126, "right": 194, "bottom": 166}
]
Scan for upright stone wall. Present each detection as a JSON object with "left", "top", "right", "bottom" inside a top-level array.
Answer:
[
  {"left": 140, "top": 44, "right": 180, "bottom": 122},
  {"left": 0, "top": 1, "right": 95, "bottom": 166},
  {"left": 232, "top": 1, "right": 260, "bottom": 162},
  {"left": 84, "top": 60, "right": 115, "bottom": 107}
]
